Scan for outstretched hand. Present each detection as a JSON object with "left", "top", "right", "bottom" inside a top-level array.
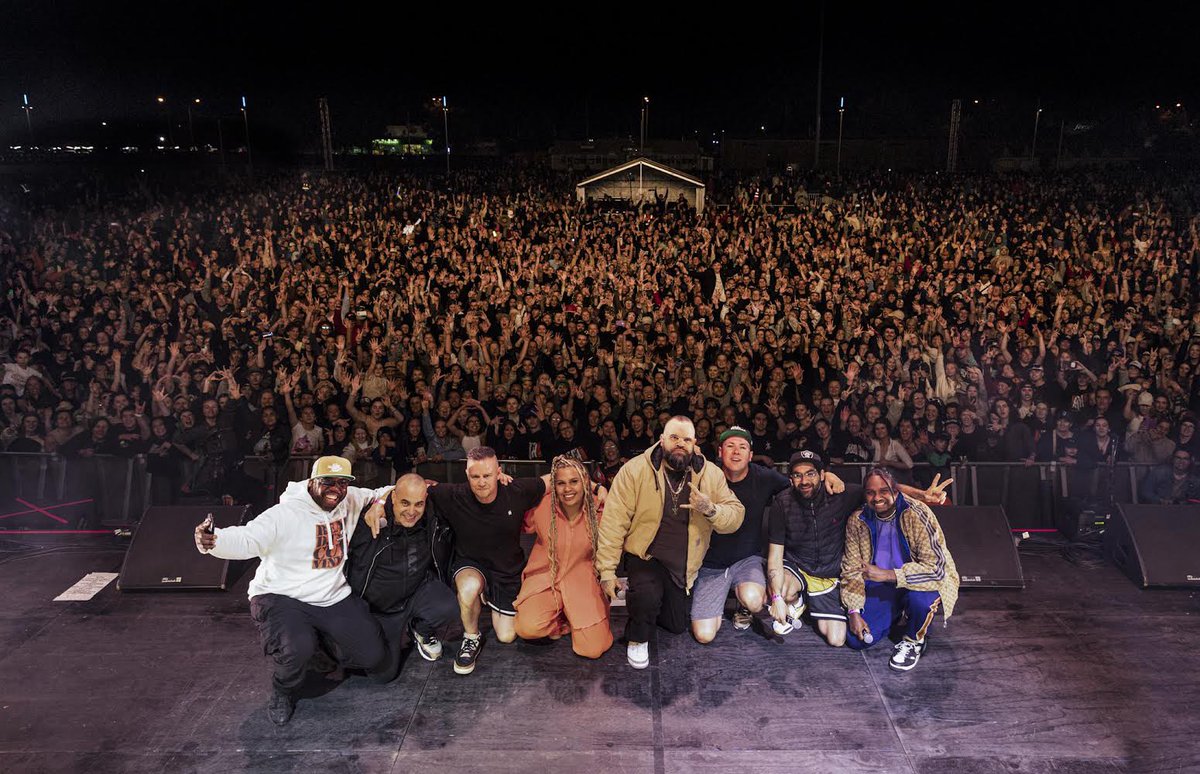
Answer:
[{"left": 917, "top": 473, "right": 953, "bottom": 505}]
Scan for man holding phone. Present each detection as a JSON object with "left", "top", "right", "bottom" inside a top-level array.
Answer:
[{"left": 194, "top": 456, "right": 395, "bottom": 725}]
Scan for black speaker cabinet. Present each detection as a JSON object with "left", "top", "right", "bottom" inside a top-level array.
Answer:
[
  {"left": 118, "top": 505, "right": 251, "bottom": 591},
  {"left": 1105, "top": 504, "right": 1200, "bottom": 588},
  {"left": 934, "top": 505, "right": 1025, "bottom": 589}
]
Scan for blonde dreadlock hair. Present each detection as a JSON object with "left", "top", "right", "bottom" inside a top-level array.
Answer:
[{"left": 547, "top": 454, "right": 600, "bottom": 582}]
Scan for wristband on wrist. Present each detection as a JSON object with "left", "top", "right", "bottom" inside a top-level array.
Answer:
[
  {"left": 770, "top": 593, "right": 784, "bottom": 603},
  {"left": 848, "top": 608, "right": 862, "bottom": 616}
]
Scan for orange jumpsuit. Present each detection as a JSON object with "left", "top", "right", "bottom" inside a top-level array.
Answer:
[{"left": 513, "top": 493, "right": 613, "bottom": 659}]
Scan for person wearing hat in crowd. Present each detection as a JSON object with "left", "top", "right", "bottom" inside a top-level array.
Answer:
[
  {"left": 595, "top": 416, "right": 745, "bottom": 669},
  {"left": 766, "top": 450, "right": 950, "bottom": 647},
  {"left": 1036, "top": 411, "right": 1080, "bottom": 464},
  {"left": 692, "top": 427, "right": 847, "bottom": 644},
  {"left": 842, "top": 466, "right": 959, "bottom": 672},
  {"left": 1122, "top": 387, "right": 1155, "bottom": 437},
  {"left": 194, "top": 456, "right": 397, "bottom": 725}
]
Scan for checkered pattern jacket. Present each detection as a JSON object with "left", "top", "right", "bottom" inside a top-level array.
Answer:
[{"left": 840, "top": 496, "right": 959, "bottom": 620}]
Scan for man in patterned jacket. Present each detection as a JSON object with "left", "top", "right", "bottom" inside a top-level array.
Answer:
[{"left": 841, "top": 466, "right": 959, "bottom": 672}]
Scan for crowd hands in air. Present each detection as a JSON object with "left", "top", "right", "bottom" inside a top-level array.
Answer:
[{"left": 3, "top": 166, "right": 1200, "bottom": 507}]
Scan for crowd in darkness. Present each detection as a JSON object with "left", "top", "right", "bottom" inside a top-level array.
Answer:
[{"left": 2, "top": 164, "right": 1200, "bottom": 507}]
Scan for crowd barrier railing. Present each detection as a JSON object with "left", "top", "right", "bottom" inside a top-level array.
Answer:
[
  {"left": 0, "top": 452, "right": 150, "bottom": 528},
  {"left": 767, "top": 460, "right": 1164, "bottom": 531},
  {"left": 0, "top": 452, "right": 1173, "bottom": 532}
]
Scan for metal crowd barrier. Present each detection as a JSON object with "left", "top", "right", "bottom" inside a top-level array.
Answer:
[
  {"left": 768, "top": 460, "right": 1164, "bottom": 531},
  {"left": 0, "top": 452, "right": 150, "bottom": 528},
  {"left": 0, "top": 452, "right": 1172, "bottom": 532}
]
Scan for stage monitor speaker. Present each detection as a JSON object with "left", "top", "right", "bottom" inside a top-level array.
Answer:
[
  {"left": 934, "top": 505, "right": 1024, "bottom": 589},
  {"left": 1104, "top": 504, "right": 1200, "bottom": 588},
  {"left": 118, "top": 505, "right": 251, "bottom": 591}
]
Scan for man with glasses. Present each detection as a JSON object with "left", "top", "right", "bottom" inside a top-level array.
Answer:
[
  {"left": 1139, "top": 448, "right": 1200, "bottom": 504},
  {"left": 194, "top": 456, "right": 395, "bottom": 725}
]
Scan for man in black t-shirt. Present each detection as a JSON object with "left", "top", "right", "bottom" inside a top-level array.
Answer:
[
  {"left": 691, "top": 427, "right": 791, "bottom": 643},
  {"left": 367, "top": 446, "right": 547, "bottom": 676},
  {"left": 429, "top": 447, "right": 546, "bottom": 675}
]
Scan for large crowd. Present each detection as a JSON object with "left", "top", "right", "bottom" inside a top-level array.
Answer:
[{"left": 3, "top": 165, "right": 1200, "bottom": 507}]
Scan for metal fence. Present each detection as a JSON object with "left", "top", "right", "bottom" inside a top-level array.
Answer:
[{"left": 0, "top": 452, "right": 1165, "bottom": 532}]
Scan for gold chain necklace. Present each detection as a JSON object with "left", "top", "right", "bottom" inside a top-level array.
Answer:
[{"left": 666, "top": 470, "right": 687, "bottom": 513}]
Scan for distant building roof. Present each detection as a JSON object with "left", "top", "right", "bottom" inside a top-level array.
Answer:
[{"left": 576, "top": 157, "right": 706, "bottom": 189}]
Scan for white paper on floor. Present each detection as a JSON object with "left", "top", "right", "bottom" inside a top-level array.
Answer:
[{"left": 54, "top": 572, "right": 119, "bottom": 601}]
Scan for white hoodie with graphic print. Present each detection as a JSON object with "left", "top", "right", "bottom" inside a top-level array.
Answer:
[{"left": 202, "top": 480, "right": 391, "bottom": 606}]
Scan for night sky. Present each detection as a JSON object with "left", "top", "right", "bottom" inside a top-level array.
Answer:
[{"left": 1, "top": 1, "right": 1196, "bottom": 151}]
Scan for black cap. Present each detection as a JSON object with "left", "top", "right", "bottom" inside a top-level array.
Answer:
[
  {"left": 1056, "top": 410, "right": 1074, "bottom": 423},
  {"left": 789, "top": 449, "right": 825, "bottom": 473}
]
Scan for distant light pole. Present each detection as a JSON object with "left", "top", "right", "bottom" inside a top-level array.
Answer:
[
  {"left": 1031, "top": 102, "right": 1043, "bottom": 161},
  {"left": 21, "top": 93, "right": 33, "bottom": 144},
  {"left": 441, "top": 95, "right": 450, "bottom": 175},
  {"left": 156, "top": 96, "right": 174, "bottom": 147},
  {"left": 836, "top": 96, "right": 845, "bottom": 176},
  {"left": 241, "top": 96, "right": 253, "bottom": 172},
  {"left": 640, "top": 96, "right": 649, "bottom": 154},
  {"left": 187, "top": 98, "right": 200, "bottom": 149}
]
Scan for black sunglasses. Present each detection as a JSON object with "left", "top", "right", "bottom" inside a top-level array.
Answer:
[{"left": 315, "top": 477, "right": 351, "bottom": 488}]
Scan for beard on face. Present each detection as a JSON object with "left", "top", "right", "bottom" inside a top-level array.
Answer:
[{"left": 666, "top": 448, "right": 690, "bottom": 470}]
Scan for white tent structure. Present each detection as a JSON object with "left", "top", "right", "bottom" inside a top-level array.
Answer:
[{"left": 575, "top": 157, "right": 706, "bottom": 213}]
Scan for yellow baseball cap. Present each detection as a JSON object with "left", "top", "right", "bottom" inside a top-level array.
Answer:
[{"left": 309, "top": 456, "right": 355, "bottom": 481}]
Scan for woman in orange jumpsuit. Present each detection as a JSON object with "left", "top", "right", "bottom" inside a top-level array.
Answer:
[{"left": 514, "top": 455, "right": 613, "bottom": 659}]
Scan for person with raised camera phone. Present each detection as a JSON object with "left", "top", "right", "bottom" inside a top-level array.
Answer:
[{"left": 194, "top": 456, "right": 395, "bottom": 725}]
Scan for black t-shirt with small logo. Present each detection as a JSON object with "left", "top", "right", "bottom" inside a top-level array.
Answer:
[{"left": 429, "top": 478, "right": 546, "bottom": 579}]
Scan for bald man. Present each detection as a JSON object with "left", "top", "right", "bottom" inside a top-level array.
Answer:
[
  {"left": 595, "top": 416, "right": 745, "bottom": 669},
  {"left": 346, "top": 474, "right": 458, "bottom": 673}
]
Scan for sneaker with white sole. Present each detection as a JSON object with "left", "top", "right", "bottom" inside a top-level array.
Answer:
[
  {"left": 454, "top": 634, "right": 482, "bottom": 675},
  {"left": 732, "top": 606, "right": 753, "bottom": 631},
  {"left": 627, "top": 641, "right": 650, "bottom": 669},
  {"left": 412, "top": 627, "right": 443, "bottom": 662},
  {"left": 889, "top": 637, "right": 927, "bottom": 672}
]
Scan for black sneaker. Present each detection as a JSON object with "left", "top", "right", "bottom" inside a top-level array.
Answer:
[
  {"left": 889, "top": 637, "right": 927, "bottom": 672},
  {"left": 267, "top": 690, "right": 296, "bottom": 725},
  {"left": 412, "top": 627, "right": 443, "bottom": 662},
  {"left": 732, "top": 606, "right": 753, "bottom": 631},
  {"left": 454, "top": 634, "right": 482, "bottom": 675}
]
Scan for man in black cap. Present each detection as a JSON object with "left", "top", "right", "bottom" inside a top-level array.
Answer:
[{"left": 766, "top": 450, "right": 949, "bottom": 646}]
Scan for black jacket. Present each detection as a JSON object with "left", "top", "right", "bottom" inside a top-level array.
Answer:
[
  {"left": 768, "top": 485, "right": 863, "bottom": 579},
  {"left": 346, "top": 500, "right": 453, "bottom": 615}
]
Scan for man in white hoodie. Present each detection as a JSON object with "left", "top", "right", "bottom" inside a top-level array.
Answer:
[{"left": 194, "top": 456, "right": 394, "bottom": 725}]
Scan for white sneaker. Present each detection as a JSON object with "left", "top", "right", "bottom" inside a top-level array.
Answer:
[
  {"left": 627, "top": 641, "right": 650, "bottom": 669},
  {"left": 785, "top": 600, "right": 805, "bottom": 632}
]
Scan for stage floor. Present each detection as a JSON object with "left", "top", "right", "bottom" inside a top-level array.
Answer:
[{"left": 0, "top": 534, "right": 1197, "bottom": 774}]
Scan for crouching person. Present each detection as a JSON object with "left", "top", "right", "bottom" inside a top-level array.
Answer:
[
  {"left": 841, "top": 467, "right": 959, "bottom": 673},
  {"left": 193, "top": 456, "right": 395, "bottom": 725},
  {"left": 347, "top": 473, "right": 459, "bottom": 672}
]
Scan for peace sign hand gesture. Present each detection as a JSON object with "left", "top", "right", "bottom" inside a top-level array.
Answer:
[{"left": 916, "top": 473, "right": 953, "bottom": 505}]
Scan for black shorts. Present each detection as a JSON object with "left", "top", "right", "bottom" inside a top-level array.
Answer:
[
  {"left": 783, "top": 561, "right": 847, "bottom": 623},
  {"left": 452, "top": 557, "right": 519, "bottom": 616}
]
